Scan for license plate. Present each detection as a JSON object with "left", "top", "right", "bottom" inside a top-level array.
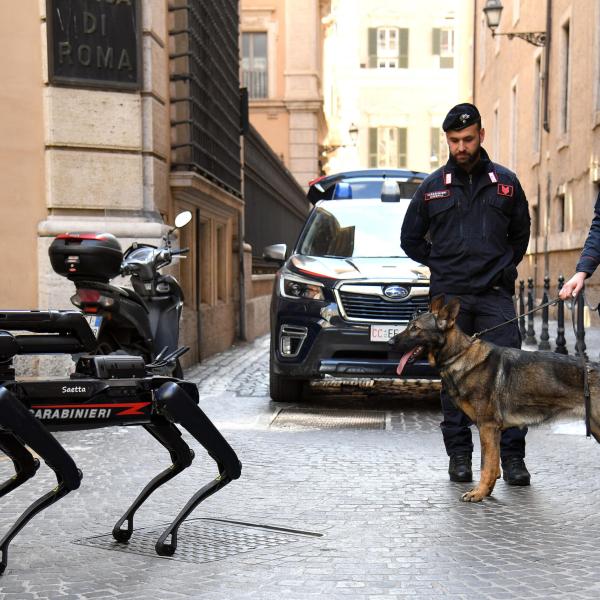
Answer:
[
  {"left": 84, "top": 315, "right": 103, "bottom": 337},
  {"left": 370, "top": 324, "right": 404, "bottom": 342}
]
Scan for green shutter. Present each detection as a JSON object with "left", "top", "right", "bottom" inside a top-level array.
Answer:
[
  {"left": 368, "top": 28, "right": 377, "bottom": 68},
  {"left": 369, "top": 128, "right": 378, "bottom": 167},
  {"left": 432, "top": 28, "right": 441, "bottom": 55},
  {"left": 398, "top": 128, "right": 407, "bottom": 167},
  {"left": 399, "top": 28, "right": 409, "bottom": 68}
]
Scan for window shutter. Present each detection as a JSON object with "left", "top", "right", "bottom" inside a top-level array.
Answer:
[
  {"left": 432, "top": 28, "right": 441, "bottom": 55},
  {"left": 368, "top": 28, "right": 377, "bottom": 68},
  {"left": 397, "top": 128, "right": 407, "bottom": 167},
  {"left": 399, "top": 28, "right": 409, "bottom": 68},
  {"left": 369, "top": 128, "right": 378, "bottom": 167}
]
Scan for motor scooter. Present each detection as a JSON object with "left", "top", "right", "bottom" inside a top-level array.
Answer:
[{"left": 49, "top": 211, "right": 193, "bottom": 377}]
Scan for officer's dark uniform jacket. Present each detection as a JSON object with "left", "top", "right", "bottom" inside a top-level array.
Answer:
[
  {"left": 576, "top": 192, "right": 600, "bottom": 276},
  {"left": 401, "top": 148, "right": 530, "bottom": 297}
]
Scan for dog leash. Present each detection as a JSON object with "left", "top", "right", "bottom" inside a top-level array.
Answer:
[
  {"left": 470, "top": 297, "right": 560, "bottom": 340},
  {"left": 571, "top": 291, "right": 592, "bottom": 438}
]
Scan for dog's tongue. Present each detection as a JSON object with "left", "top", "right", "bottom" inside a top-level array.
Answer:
[{"left": 396, "top": 350, "right": 415, "bottom": 376}]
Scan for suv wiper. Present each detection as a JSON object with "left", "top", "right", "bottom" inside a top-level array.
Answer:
[{"left": 321, "top": 254, "right": 347, "bottom": 259}]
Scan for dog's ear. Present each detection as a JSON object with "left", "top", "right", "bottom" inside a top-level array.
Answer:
[
  {"left": 437, "top": 298, "right": 461, "bottom": 330},
  {"left": 430, "top": 295, "right": 445, "bottom": 314}
]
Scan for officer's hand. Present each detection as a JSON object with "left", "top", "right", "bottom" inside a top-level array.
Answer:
[{"left": 559, "top": 272, "right": 587, "bottom": 300}]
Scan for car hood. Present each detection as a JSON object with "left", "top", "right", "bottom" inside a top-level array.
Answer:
[{"left": 289, "top": 254, "right": 430, "bottom": 282}]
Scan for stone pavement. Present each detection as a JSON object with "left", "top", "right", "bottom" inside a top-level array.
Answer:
[{"left": 2, "top": 328, "right": 600, "bottom": 599}]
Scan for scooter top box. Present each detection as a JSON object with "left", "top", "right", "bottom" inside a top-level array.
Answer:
[{"left": 49, "top": 232, "right": 123, "bottom": 282}]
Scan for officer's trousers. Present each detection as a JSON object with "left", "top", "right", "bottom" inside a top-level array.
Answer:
[{"left": 437, "top": 289, "right": 527, "bottom": 459}]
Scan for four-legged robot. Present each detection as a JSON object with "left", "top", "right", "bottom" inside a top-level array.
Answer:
[{"left": 0, "top": 310, "right": 241, "bottom": 575}]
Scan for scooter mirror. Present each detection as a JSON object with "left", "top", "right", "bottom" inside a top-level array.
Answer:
[{"left": 174, "top": 211, "right": 192, "bottom": 229}]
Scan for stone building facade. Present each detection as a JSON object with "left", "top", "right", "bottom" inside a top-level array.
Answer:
[
  {"left": 321, "top": 0, "right": 474, "bottom": 175},
  {"left": 0, "top": 0, "right": 299, "bottom": 369},
  {"left": 474, "top": 0, "right": 600, "bottom": 304},
  {"left": 240, "top": 0, "right": 330, "bottom": 188}
]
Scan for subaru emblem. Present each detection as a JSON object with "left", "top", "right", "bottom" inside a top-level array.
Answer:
[{"left": 383, "top": 285, "right": 409, "bottom": 299}]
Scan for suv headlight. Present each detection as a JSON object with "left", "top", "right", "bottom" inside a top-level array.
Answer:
[{"left": 280, "top": 273, "right": 325, "bottom": 300}]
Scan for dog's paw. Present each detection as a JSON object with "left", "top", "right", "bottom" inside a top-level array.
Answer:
[{"left": 461, "top": 488, "right": 485, "bottom": 502}]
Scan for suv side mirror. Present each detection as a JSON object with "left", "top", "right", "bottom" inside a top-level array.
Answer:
[{"left": 263, "top": 244, "right": 287, "bottom": 263}]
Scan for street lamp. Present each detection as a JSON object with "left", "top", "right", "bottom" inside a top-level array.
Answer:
[
  {"left": 483, "top": 0, "right": 546, "bottom": 47},
  {"left": 321, "top": 123, "right": 359, "bottom": 155}
]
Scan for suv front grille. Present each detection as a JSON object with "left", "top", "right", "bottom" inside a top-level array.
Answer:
[{"left": 339, "top": 292, "right": 429, "bottom": 322}]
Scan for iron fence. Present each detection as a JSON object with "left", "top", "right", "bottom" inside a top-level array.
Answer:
[
  {"left": 243, "top": 124, "right": 309, "bottom": 270},
  {"left": 169, "top": 0, "right": 242, "bottom": 196},
  {"left": 517, "top": 277, "right": 593, "bottom": 357}
]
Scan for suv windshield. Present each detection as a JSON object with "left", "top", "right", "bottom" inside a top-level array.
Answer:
[{"left": 297, "top": 199, "right": 410, "bottom": 258}]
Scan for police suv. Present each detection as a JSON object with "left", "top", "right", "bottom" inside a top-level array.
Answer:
[{"left": 265, "top": 169, "right": 439, "bottom": 403}]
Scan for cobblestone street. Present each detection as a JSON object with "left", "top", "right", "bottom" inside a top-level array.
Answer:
[{"left": 2, "top": 335, "right": 600, "bottom": 599}]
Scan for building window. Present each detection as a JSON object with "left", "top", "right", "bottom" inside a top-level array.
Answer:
[
  {"left": 216, "top": 223, "right": 228, "bottom": 302},
  {"left": 513, "top": 0, "right": 520, "bottom": 24},
  {"left": 510, "top": 84, "right": 517, "bottom": 171},
  {"left": 533, "top": 56, "right": 542, "bottom": 153},
  {"left": 242, "top": 32, "right": 268, "bottom": 99},
  {"left": 493, "top": 105, "right": 499, "bottom": 160},
  {"left": 432, "top": 27, "right": 454, "bottom": 68},
  {"left": 430, "top": 127, "right": 448, "bottom": 169},
  {"left": 560, "top": 20, "right": 571, "bottom": 135},
  {"left": 478, "top": 15, "right": 486, "bottom": 76},
  {"left": 178, "top": 206, "right": 197, "bottom": 310},
  {"left": 199, "top": 219, "right": 212, "bottom": 305},
  {"left": 556, "top": 193, "right": 566, "bottom": 232},
  {"left": 368, "top": 27, "right": 408, "bottom": 69},
  {"left": 368, "top": 127, "right": 407, "bottom": 168},
  {"left": 531, "top": 204, "right": 539, "bottom": 238}
]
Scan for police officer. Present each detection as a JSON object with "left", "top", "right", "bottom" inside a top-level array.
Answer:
[
  {"left": 559, "top": 192, "right": 600, "bottom": 300},
  {"left": 401, "top": 103, "right": 532, "bottom": 486}
]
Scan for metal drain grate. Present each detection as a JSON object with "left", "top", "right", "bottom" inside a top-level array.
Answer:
[
  {"left": 74, "top": 518, "right": 320, "bottom": 564},
  {"left": 271, "top": 408, "right": 386, "bottom": 430}
]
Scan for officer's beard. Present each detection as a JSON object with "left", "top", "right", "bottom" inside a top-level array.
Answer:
[{"left": 452, "top": 143, "right": 481, "bottom": 172}]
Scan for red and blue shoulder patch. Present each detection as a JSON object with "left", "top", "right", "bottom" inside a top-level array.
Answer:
[{"left": 497, "top": 183, "right": 514, "bottom": 197}]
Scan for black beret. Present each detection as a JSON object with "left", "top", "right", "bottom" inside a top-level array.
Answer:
[{"left": 442, "top": 103, "right": 481, "bottom": 132}]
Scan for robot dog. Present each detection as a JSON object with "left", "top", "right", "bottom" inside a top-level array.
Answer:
[{"left": 0, "top": 309, "right": 241, "bottom": 574}]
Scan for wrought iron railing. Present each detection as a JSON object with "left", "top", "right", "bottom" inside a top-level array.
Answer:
[
  {"left": 243, "top": 125, "right": 309, "bottom": 269},
  {"left": 169, "top": 0, "right": 242, "bottom": 196}
]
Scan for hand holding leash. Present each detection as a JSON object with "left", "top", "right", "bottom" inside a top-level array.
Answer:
[{"left": 560, "top": 272, "right": 587, "bottom": 300}]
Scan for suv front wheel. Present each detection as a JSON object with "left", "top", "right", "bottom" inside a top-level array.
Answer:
[{"left": 269, "top": 359, "right": 306, "bottom": 402}]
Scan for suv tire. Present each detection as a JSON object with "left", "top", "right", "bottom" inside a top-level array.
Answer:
[{"left": 269, "top": 362, "right": 306, "bottom": 402}]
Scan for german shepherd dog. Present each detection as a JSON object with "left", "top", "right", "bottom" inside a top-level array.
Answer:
[{"left": 389, "top": 295, "right": 599, "bottom": 502}]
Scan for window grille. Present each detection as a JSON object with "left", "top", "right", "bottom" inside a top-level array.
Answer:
[{"left": 170, "top": 0, "right": 242, "bottom": 196}]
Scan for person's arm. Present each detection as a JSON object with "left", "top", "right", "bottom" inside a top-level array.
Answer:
[
  {"left": 507, "top": 179, "right": 531, "bottom": 266},
  {"left": 560, "top": 193, "right": 600, "bottom": 299},
  {"left": 401, "top": 185, "right": 431, "bottom": 265}
]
